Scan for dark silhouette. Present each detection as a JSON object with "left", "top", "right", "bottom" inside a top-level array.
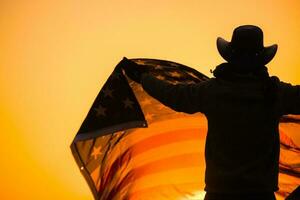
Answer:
[{"left": 122, "top": 25, "right": 300, "bottom": 200}]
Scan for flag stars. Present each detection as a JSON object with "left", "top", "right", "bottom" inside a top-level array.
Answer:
[
  {"left": 169, "top": 71, "right": 181, "bottom": 78},
  {"left": 145, "top": 113, "right": 155, "bottom": 121},
  {"left": 171, "top": 80, "right": 180, "bottom": 85},
  {"left": 155, "top": 65, "right": 163, "bottom": 70},
  {"left": 155, "top": 75, "right": 165, "bottom": 80},
  {"left": 135, "top": 60, "right": 146, "bottom": 65},
  {"left": 91, "top": 145, "right": 102, "bottom": 160},
  {"left": 123, "top": 98, "right": 134, "bottom": 109},
  {"left": 94, "top": 104, "right": 106, "bottom": 117},
  {"left": 102, "top": 87, "right": 113, "bottom": 98},
  {"left": 167, "top": 80, "right": 180, "bottom": 85}
]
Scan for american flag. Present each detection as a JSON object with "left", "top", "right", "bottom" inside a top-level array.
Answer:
[{"left": 70, "top": 57, "right": 300, "bottom": 200}]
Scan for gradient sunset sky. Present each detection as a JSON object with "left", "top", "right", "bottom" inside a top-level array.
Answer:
[{"left": 1, "top": 0, "right": 300, "bottom": 199}]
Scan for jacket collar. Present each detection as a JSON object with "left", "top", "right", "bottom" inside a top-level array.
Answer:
[{"left": 212, "top": 62, "right": 269, "bottom": 83}]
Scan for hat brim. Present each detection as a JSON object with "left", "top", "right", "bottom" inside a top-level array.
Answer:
[{"left": 217, "top": 37, "right": 278, "bottom": 65}]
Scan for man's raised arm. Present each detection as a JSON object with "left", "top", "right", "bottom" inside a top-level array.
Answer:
[{"left": 140, "top": 73, "right": 206, "bottom": 114}]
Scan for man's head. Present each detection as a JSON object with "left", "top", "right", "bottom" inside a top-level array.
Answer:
[{"left": 217, "top": 25, "right": 278, "bottom": 67}]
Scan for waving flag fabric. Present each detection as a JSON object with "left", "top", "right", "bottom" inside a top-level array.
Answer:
[{"left": 70, "top": 58, "right": 300, "bottom": 200}]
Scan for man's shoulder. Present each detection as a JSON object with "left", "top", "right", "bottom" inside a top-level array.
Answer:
[{"left": 270, "top": 76, "right": 294, "bottom": 88}]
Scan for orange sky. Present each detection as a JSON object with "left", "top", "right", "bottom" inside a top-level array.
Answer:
[{"left": 1, "top": 0, "right": 300, "bottom": 199}]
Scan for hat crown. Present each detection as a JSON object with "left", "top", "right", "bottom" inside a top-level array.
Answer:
[
  {"left": 231, "top": 25, "right": 264, "bottom": 52},
  {"left": 216, "top": 24, "right": 277, "bottom": 66}
]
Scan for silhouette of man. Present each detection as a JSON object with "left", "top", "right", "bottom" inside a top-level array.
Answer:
[{"left": 122, "top": 25, "right": 300, "bottom": 200}]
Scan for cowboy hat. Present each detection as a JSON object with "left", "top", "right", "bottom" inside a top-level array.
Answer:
[{"left": 217, "top": 25, "right": 278, "bottom": 65}]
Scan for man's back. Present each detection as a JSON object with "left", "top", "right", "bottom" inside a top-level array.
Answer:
[{"left": 202, "top": 65, "right": 281, "bottom": 193}]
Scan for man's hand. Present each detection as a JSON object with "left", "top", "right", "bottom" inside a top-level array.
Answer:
[{"left": 122, "top": 57, "right": 148, "bottom": 83}]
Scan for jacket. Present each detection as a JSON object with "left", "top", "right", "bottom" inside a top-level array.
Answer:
[{"left": 139, "top": 62, "right": 300, "bottom": 193}]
